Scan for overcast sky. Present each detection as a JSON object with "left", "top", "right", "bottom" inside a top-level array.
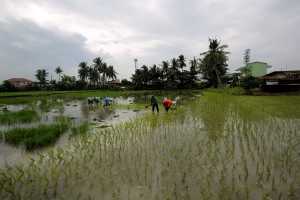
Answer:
[{"left": 0, "top": 0, "right": 299, "bottom": 83}]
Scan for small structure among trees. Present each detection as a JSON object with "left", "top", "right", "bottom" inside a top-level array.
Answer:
[
  {"left": 6, "top": 78, "right": 33, "bottom": 88},
  {"left": 258, "top": 70, "right": 300, "bottom": 92}
]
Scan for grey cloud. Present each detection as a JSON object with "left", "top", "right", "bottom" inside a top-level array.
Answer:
[
  {"left": 0, "top": 0, "right": 299, "bottom": 82},
  {"left": 0, "top": 19, "right": 98, "bottom": 81}
]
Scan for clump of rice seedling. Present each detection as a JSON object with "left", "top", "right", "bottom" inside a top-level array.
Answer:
[
  {"left": 71, "top": 122, "right": 89, "bottom": 136},
  {"left": 4, "top": 124, "right": 69, "bottom": 149},
  {"left": 53, "top": 115, "right": 73, "bottom": 124},
  {"left": 0, "top": 110, "right": 40, "bottom": 125},
  {"left": 0, "top": 91, "right": 299, "bottom": 199}
]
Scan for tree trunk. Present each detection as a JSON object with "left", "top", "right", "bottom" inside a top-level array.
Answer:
[{"left": 213, "top": 64, "right": 222, "bottom": 87}]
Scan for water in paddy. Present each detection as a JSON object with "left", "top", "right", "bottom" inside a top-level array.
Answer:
[
  {"left": 0, "top": 96, "right": 146, "bottom": 166},
  {"left": 0, "top": 93, "right": 196, "bottom": 167}
]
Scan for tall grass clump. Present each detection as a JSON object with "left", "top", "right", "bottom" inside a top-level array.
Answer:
[
  {"left": 0, "top": 110, "right": 40, "bottom": 125},
  {"left": 3, "top": 124, "right": 69, "bottom": 149}
]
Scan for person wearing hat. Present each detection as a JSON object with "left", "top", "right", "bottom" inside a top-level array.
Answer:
[
  {"left": 87, "top": 97, "right": 93, "bottom": 106},
  {"left": 163, "top": 99, "right": 173, "bottom": 112},
  {"left": 103, "top": 97, "right": 111, "bottom": 108},
  {"left": 150, "top": 95, "right": 159, "bottom": 113}
]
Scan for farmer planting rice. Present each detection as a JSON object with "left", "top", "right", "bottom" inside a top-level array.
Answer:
[
  {"left": 162, "top": 99, "right": 175, "bottom": 112},
  {"left": 103, "top": 97, "right": 111, "bottom": 108},
  {"left": 149, "top": 95, "right": 159, "bottom": 113},
  {"left": 87, "top": 97, "right": 93, "bottom": 106}
]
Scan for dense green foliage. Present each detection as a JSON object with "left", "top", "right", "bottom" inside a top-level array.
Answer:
[
  {"left": 240, "top": 75, "right": 260, "bottom": 93},
  {"left": 199, "top": 38, "right": 230, "bottom": 87},
  {"left": 130, "top": 54, "right": 199, "bottom": 89}
]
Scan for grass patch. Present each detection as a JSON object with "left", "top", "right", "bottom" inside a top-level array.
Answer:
[
  {"left": 71, "top": 122, "right": 89, "bottom": 136},
  {"left": 3, "top": 124, "right": 69, "bottom": 149},
  {"left": 204, "top": 87, "right": 244, "bottom": 95},
  {"left": 0, "top": 110, "right": 40, "bottom": 125}
]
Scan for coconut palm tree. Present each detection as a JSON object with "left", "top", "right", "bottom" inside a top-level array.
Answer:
[
  {"left": 78, "top": 62, "right": 89, "bottom": 82},
  {"left": 177, "top": 55, "right": 186, "bottom": 85},
  {"left": 35, "top": 69, "right": 49, "bottom": 86},
  {"left": 89, "top": 66, "right": 99, "bottom": 87},
  {"left": 140, "top": 65, "right": 150, "bottom": 85},
  {"left": 106, "top": 65, "right": 118, "bottom": 81},
  {"left": 149, "top": 64, "right": 160, "bottom": 85},
  {"left": 100, "top": 62, "right": 108, "bottom": 84},
  {"left": 200, "top": 38, "right": 229, "bottom": 87},
  {"left": 54, "top": 66, "right": 63, "bottom": 81},
  {"left": 189, "top": 57, "right": 199, "bottom": 87},
  {"left": 92, "top": 57, "right": 104, "bottom": 84},
  {"left": 160, "top": 61, "right": 169, "bottom": 83},
  {"left": 168, "top": 58, "right": 180, "bottom": 86},
  {"left": 131, "top": 69, "right": 143, "bottom": 86}
]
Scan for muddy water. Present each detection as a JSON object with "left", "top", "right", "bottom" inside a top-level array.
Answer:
[
  {"left": 0, "top": 92, "right": 198, "bottom": 166},
  {"left": 0, "top": 96, "right": 146, "bottom": 166}
]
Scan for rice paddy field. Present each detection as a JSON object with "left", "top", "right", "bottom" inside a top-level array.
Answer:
[{"left": 0, "top": 91, "right": 300, "bottom": 199}]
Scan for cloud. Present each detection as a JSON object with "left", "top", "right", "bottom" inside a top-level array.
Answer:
[
  {"left": 0, "top": 0, "right": 299, "bottom": 83},
  {"left": 0, "top": 19, "right": 99, "bottom": 81}
]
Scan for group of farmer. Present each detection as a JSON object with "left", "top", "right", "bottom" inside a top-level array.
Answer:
[
  {"left": 87, "top": 95, "right": 176, "bottom": 112},
  {"left": 87, "top": 97, "right": 111, "bottom": 108},
  {"left": 149, "top": 95, "right": 176, "bottom": 113}
]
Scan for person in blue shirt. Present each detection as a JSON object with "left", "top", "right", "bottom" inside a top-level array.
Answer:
[{"left": 103, "top": 97, "right": 110, "bottom": 108}]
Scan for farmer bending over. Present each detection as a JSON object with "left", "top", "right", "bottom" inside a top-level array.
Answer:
[
  {"left": 103, "top": 97, "right": 110, "bottom": 108},
  {"left": 163, "top": 99, "right": 173, "bottom": 112},
  {"left": 87, "top": 97, "right": 93, "bottom": 106}
]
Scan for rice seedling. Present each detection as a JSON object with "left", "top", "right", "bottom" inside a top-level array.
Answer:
[
  {"left": 0, "top": 91, "right": 299, "bottom": 199},
  {"left": 0, "top": 110, "right": 40, "bottom": 125},
  {"left": 3, "top": 124, "right": 69, "bottom": 149}
]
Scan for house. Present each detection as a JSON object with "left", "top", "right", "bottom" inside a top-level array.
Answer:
[
  {"left": 226, "top": 72, "right": 241, "bottom": 87},
  {"left": 258, "top": 70, "right": 300, "bottom": 92},
  {"left": 236, "top": 61, "right": 272, "bottom": 77},
  {"left": 106, "top": 79, "right": 122, "bottom": 88},
  {"left": 7, "top": 78, "right": 33, "bottom": 88}
]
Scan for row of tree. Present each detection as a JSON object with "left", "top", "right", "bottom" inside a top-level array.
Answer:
[
  {"left": 131, "top": 38, "right": 230, "bottom": 89},
  {"left": 1, "top": 38, "right": 259, "bottom": 91},
  {"left": 31, "top": 58, "right": 119, "bottom": 90}
]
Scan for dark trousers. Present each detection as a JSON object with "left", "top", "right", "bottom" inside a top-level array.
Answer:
[
  {"left": 163, "top": 103, "right": 169, "bottom": 111},
  {"left": 152, "top": 103, "right": 159, "bottom": 112}
]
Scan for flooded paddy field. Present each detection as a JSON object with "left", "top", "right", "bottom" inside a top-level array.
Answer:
[
  {"left": 0, "top": 91, "right": 197, "bottom": 166},
  {"left": 0, "top": 91, "right": 299, "bottom": 199}
]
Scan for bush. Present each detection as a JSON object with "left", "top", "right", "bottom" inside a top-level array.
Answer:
[{"left": 240, "top": 75, "right": 260, "bottom": 94}]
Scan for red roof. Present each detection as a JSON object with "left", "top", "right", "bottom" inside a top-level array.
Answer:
[{"left": 7, "top": 78, "right": 33, "bottom": 83}]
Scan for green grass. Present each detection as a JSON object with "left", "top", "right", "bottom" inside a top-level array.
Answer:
[
  {"left": 3, "top": 124, "right": 69, "bottom": 149},
  {"left": 204, "top": 87, "right": 244, "bottom": 95},
  {"left": 0, "top": 110, "right": 40, "bottom": 125}
]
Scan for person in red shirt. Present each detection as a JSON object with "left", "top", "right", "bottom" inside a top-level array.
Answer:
[{"left": 163, "top": 99, "right": 173, "bottom": 112}]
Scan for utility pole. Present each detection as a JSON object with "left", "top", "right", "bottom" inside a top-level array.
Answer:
[{"left": 134, "top": 58, "right": 138, "bottom": 70}]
